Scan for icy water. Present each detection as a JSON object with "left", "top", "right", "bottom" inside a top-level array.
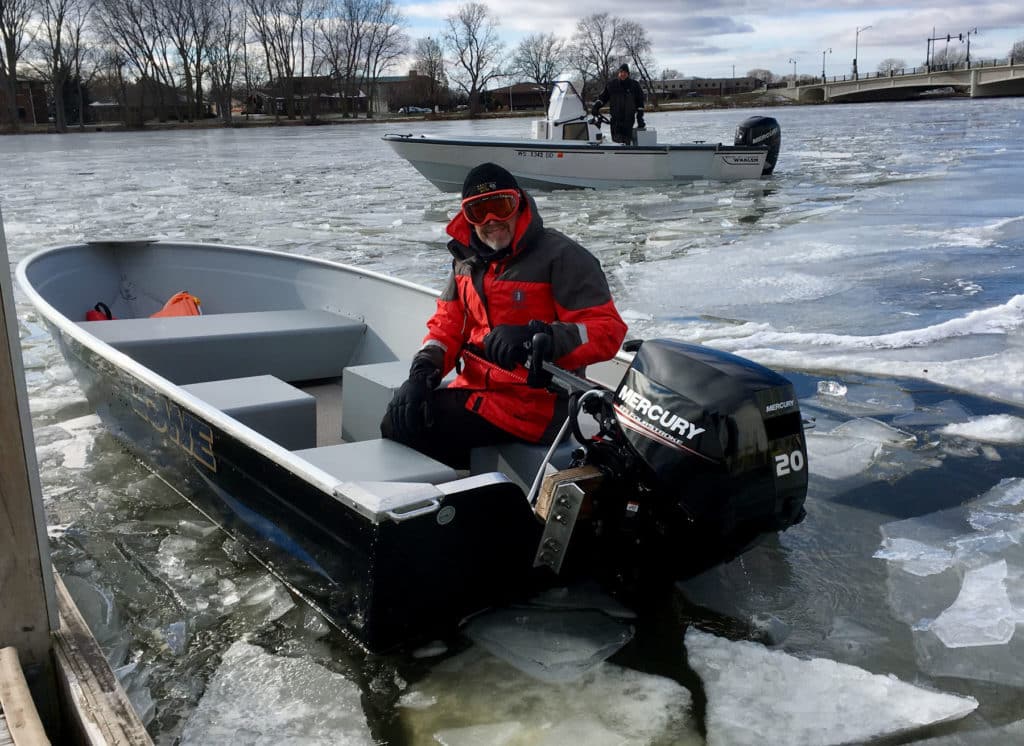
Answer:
[{"left": 3, "top": 98, "right": 1024, "bottom": 744}]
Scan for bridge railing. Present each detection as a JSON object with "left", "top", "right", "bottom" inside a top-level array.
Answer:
[{"left": 802, "top": 57, "right": 1014, "bottom": 86}]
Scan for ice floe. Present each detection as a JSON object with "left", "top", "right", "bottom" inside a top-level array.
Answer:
[
  {"left": 939, "top": 414, "right": 1024, "bottom": 444},
  {"left": 875, "top": 478, "right": 1024, "bottom": 685},
  {"left": 397, "top": 646, "right": 697, "bottom": 745},
  {"left": 685, "top": 628, "right": 978, "bottom": 746},
  {"left": 179, "top": 641, "right": 374, "bottom": 745},
  {"left": 462, "top": 606, "right": 634, "bottom": 683}
]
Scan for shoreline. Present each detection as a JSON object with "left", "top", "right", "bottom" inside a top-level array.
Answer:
[{"left": 1, "top": 93, "right": 804, "bottom": 135}]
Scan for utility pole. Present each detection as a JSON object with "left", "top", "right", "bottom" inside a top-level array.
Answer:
[{"left": 788, "top": 57, "right": 798, "bottom": 82}]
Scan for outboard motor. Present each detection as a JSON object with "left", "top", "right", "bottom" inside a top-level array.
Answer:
[
  {"left": 533, "top": 338, "right": 807, "bottom": 588},
  {"left": 735, "top": 115, "right": 781, "bottom": 175}
]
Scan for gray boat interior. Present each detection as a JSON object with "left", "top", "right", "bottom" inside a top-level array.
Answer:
[{"left": 24, "top": 240, "right": 624, "bottom": 504}]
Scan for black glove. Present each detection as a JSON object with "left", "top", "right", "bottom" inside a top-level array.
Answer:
[
  {"left": 483, "top": 321, "right": 552, "bottom": 370},
  {"left": 590, "top": 101, "right": 602, "bottom": 118},
  {"left": 383, "top": 353, "right": 441, "bottom": 442},
  {"left": 636, "top": 110, "right": 646, "bottom": 130}
]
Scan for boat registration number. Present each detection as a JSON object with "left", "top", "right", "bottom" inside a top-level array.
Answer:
[{"left": 515, "top": 150, "right": 563, "bottom": 159}]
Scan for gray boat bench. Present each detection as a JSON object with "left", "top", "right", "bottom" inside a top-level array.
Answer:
[
  {"left": 294, "top": 439, "right": 457, "bottom": 484},
  {"left": 340, "top": 359, "right": 577, "bottom": 490},
  {"left": 182, "top": 375, "right": 316, "bottom": 450},
  {"left": 81, "top": 310, "right": 366, "bottom": 385}
]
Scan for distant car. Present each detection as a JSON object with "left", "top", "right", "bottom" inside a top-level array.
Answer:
[{"left": 398, "top": 106, "right": 431, "bottom": 114}]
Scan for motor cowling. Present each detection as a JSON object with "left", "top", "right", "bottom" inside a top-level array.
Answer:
[
  {"left": 735, "top": 115, "right": 781, "bottom": 175},
  {"left": 608, "top": 339, "right": 807, "bottom": 575}
]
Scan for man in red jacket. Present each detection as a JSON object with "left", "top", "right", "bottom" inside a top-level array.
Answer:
[{"left": 381, "top": 162, "right": 627, "bottom": 468}]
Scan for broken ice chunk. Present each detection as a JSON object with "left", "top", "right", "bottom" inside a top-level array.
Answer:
[
  {"left": 806, "top": 431, "right": 880, "bottom": 480},
  {"left": 397, "top": 647, "right": 697, "bottom": 745},
  {"left": 874, "top": 537, "right": 955, "bottom": 577},
  {"left": 831, "top": 417, "right": 916, "bottom": 446},
  {"left": 463, "top": 607, "right": 634, "bottom": 683},
  {"left": 685, "top": 628, "right": 977, "bottom": 746},
  {"left": 928, "top": 560, "right": 1015, "bottom": 648},
  {"left": 179, "top": 641, "right": 374, "bottom": 745},
  {"left": 940, "top": 414, "right": 1024, "bottom": 444},
  {"left": 893, "top": 400, "right": 971, "bottom": 427}
]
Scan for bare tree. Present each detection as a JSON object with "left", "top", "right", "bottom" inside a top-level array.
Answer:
[
  {"left": 569, "top": 12, "right": 621, "bottom": 95},
  {"left": 245, "top": 0, "right": 301, "bottom": 118},
  {"left": 1009, "top": 39, "right": 1024, "bottom": 63},
  {"left": 746, "top": 68, "right": 773, "bottom": 83},
  {"left": 413, "top": 35, "right": 444, "bottom": 108},
  {"left": 94, "top": 0, "right": 167, "bottom": 123},
  {"left": 877, "top": 57, "right": 905, "bottom": 74},
  {"left": 510, "top": 32, "right": 565, "bottom": 85},
  {"left": 443, "top": 1, "right": 502, "bottom": 115},
  {"left": 152, "top": 0, "right": 217, "bottom": 121},
  {"left": 930, "top": 44, "right": 965, "bottom": 68},
  {"left": 659, "top": 68, "right": 681, "bottom": 80},
  {"left": 32, "top": 0, "right": 93, "bottom": 131},
  {"left": 360, "top": 0, "right": 405, "bottom": 117},
  {"left": 318, "top": 0, "right": 374, "bottom": 118},
  {"left": 0, "top": 0, "right": 37, "bottom": 128},
  {"left": 207, "top": 0, "right": 244, "bottom": 123}
]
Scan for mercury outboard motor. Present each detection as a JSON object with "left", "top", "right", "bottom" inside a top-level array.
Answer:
[
  {"left": 735, "top": 115, "right": 781, "bottom": 175},
  {"left": 532, "top": 338, "right": 807, "bottom": 588}
]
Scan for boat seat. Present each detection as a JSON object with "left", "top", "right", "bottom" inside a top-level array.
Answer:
[
  {"left": 294, "top": 439, "right": 457, "bottom": 484},
  {"left": 341, "top": 360, "right": 454, "bottom": 443},
  {"left": 81, "top": 310, "right": 366, "bottom": 385},
  {"left": 182, "top": 375, "right": 316, "bottom": 450},
  {"left": 470, "top": 439, "right": 578, "bottom": 495}
]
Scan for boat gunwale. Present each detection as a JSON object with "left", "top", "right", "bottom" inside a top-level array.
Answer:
[
  {"left": 381, "top": 133, "right": 768, "bottom": 155},
  {"left": 15, "top": 240, "right": 458, "bottom": 522}
]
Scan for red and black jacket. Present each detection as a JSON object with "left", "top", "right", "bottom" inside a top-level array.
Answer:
[{"left": 421, "top": 194, "right": 627, "bottom": 441}]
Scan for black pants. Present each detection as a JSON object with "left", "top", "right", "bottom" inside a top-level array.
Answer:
[{"left": 380, "top": 388, "right": 568, "bottom": 469}]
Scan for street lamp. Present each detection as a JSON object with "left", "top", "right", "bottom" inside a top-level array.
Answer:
[
  {"left": 965, "top": 27, "right": 978, "bottom": 67},
  {"left": 821, "top": 47, "right": 832, "bottom": 82},
  {"left": 788, "top": 57, "right": 798, "bottom": 81},
  {"left": 854, "top": 25, "right": 872, "bottom": 79}
]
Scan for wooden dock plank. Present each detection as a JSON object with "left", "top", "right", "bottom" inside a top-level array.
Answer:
[
  {"left": 0, "top": 647, "right": 50, "bottom": 745},
  {"left": 51, "top": 575, "right": 153, "bottom": 746}
]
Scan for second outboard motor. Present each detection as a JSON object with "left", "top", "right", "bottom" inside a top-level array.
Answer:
[{"left": 735, "top": 115, "right": 781, "bottom": 175}]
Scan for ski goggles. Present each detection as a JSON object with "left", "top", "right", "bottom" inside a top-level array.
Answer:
[{"left": 461, "top": 189, "right": 521, "bottom": 225}]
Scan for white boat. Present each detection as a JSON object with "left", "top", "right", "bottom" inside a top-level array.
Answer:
[
  {"left": 17, "top": 239, "right": 807, "bottom": 652},
  {"left": 383, "top": 81, "right": 782, "bottom": 191}
]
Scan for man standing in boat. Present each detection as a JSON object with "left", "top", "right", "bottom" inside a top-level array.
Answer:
[
  {"left": 381, "top": 163, "right": 627, "bottom": 468},
  {"left": 592, "top": 63, "right": 646, "bottom": 145}
]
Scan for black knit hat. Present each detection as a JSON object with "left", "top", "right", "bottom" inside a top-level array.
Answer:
[
  {"left": 618, "top": 63, "right": 630, "bottom": 74},
  {"left": 462, "top": 162, "right": 519, "bottom": 199}
]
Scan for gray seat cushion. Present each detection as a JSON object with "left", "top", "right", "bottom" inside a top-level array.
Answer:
[
  {"left": 82, "top": 310, "right": 366, "bottom": 384},
  {"left": 294, "top": 439, "right": 457, "bottom": 484}
]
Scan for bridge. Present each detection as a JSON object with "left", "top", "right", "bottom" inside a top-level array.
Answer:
[{"left": 776, "top": 61, "right": 1024, "bottom": 103}]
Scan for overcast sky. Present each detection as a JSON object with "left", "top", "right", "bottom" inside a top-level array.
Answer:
[{"left": 398, "top": 0, "right": 1024, "bottom": 80}]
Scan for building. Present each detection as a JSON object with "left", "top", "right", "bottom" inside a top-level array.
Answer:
[
  {"left": 654, "top": 76, "right": 763, "bottom": 99},
  {"left": 0, "top": 79, "right": 48, "bottom": 127},
  {"left": 374, "top": 70, "right": 447, "bottom": 113},
  {"left": 487, "top": 82, "right": 551, "bottom": 111}
]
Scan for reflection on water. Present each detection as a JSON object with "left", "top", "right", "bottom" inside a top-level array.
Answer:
[{"left": 4, "top": 97, "right": 1024, "bottom": 743}]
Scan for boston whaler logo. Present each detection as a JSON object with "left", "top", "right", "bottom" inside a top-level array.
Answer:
[{"left": 614, "top": 373, "right": 707, "bottom": 454}]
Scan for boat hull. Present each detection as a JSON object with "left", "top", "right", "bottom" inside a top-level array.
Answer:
[
  {"left": 383, "top": 135, "right": 768, "bottom": 191},
  {"left": 18, "top": 241, "right": 556, "bottom": 652}
]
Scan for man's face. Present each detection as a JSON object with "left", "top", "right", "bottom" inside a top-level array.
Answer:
[
  {"left": 473, "top": 213, "right": 517, "bottom": 252},
  {"left": 618, "top": 70, "right": 628, "bottom": 80}
]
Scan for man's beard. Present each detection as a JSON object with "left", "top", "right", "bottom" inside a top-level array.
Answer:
[{"left": 478, "top": 231, "right": 511, "bottom": 253}]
